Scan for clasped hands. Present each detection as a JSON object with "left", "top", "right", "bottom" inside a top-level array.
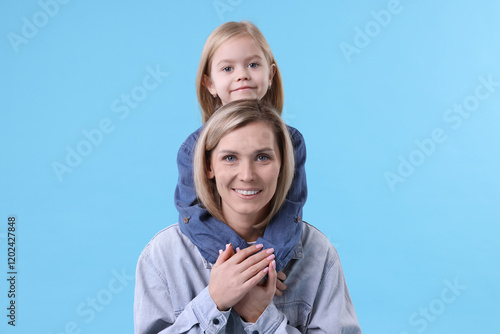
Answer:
[{"left": 208, "top": 243, "right": 287, "bottom": 323}]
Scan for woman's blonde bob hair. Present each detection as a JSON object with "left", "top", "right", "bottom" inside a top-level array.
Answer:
[
  {"left": 194, "top": 99, "right": 294, "bottom": 231},
  {"left": 196, "top": 21, "right": 284, "bottom": 123}
]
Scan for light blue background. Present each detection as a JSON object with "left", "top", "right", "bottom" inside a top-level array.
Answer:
[{"left": 1, "top": 0, "right": 499, "bottom": 333}]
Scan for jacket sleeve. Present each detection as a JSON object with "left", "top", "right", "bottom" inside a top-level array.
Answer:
[
  {"left": 134, "top": 252, "right": 231, "bottom": 334},
  {"left": 239, "top": 249, "right": 361, "bottom": 333},
  {"left": 305, "top": 249, "right": 362, "bottom": 333},
  {"left": 238, "top": 302, "right": 302, "bottom": 333}
]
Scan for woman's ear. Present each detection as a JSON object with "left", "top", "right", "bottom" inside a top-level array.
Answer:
[
  {"left": 203, "top": 74, "right": 216, "bottom": 96},
  {"left": 206, "top": 163, "right": 215, "bottom": 180}
]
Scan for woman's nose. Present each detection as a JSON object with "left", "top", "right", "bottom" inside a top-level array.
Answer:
[{"left": 239, "top": 161, "right": 255, "bottom": 181}]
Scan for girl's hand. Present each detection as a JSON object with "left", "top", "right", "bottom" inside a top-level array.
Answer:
[
  {"left": 275, "top": 271, "right": 287, "bottom": 297},
  {"left": 232, "top": 260, "right": 278, "bottom": 323},
  {"left": 209, "top": 244, "right": 275, "bottom": 311}
]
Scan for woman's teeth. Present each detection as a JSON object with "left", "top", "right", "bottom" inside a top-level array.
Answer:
[{"left": 235, "top": 189, "right": 260, "bottom": 195}]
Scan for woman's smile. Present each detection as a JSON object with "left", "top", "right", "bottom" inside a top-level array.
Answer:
[{"left": 233, "top": 188, "right": 262, "bottom": 198}]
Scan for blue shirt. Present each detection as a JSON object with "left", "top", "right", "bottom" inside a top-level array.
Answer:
[
  {"left": 134, "top": 222, "right": 362, "bottom": 333},
  {"left": 174, "top": 125, "right": 307, "bottom": 272}
]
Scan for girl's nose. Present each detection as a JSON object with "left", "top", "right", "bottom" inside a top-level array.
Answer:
[{"left": 236, "top": 66, "right": 250, "bottom": 81}]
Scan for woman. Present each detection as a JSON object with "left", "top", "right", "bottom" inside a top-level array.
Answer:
[{"left": 134, "top": 100, "right": 361, "bottom": 333}]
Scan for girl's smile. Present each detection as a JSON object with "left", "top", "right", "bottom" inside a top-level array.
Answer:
[
  {"left": 231, "top": 85, "right": 255, "bottom": 93},
  {"left": 203, "top": 36, "right": 275, "bottom": 106}
]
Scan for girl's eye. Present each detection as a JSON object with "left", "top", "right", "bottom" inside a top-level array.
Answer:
[
  {"left": 248, "top": 62, "right": 259, "bottom": 69},
  {"left": 224, "top": 155, "right": 236, "bottom": 162},
  {"left": 222, "top": 66, "right": 233, "bottom": 72}
]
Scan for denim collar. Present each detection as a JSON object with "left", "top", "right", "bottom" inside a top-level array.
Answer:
[{"left": 200, "top": 239, "right": 304, "bottom": 270}]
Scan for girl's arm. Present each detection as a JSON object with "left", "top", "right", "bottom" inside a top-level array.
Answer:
[
  {"left": 286, "top": 126, "right": 308, "bottom": 205},
  {"left": 257, "top": 126, "right": 307, "bottom": 273},
  {"left": 174, "top": 128, "right": 201, "bottom": 226}
]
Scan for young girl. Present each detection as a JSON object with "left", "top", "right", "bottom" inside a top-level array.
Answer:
[
  {"left": 134, "top": 100, "right": 361, "bottom": 332},
  {"left": 175, "top": 21, "right": 307, "bottom": 274}
]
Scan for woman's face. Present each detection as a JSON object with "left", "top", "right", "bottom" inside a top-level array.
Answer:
[{"left": 207, "top": 121, "right": 281, "bottom": 227}]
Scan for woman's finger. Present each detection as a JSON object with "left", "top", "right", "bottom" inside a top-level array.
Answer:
[
  {"left": 227, "top": 243, "right": 265, "bottom": 264},
  {"left": 226, "top": 244, "right": 274, "bottom": 279},
  {"left": 266, "top": 260, "right": 278, "bottom": 295},
  {"left": 239, "top": 250, "right": 275, "bottom": 283},
  {"left": 213, "top": 243, "right": 235, "bottom": 267}
]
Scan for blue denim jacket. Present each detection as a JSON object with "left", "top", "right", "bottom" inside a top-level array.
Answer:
[
  {"left": 134, "top": 222, "right": 361, "bottom": 333},
  {"left": 175, "top": 125, "right": 307, "bottom": 272}
]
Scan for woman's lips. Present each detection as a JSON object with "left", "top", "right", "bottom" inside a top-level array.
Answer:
[
  {"left": 235, "top": 189, "right": 260, "bottom": 195},
  {"left": 233, "top": 188, "right": 262, "bottom": 198}
]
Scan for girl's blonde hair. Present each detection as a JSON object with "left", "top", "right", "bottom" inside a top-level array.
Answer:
[
  {"left": 196, "top": 21, "right": 284, "bottom": 123},
  {"left": 194, "top": 99, "right": 294, "bottom": 231}
]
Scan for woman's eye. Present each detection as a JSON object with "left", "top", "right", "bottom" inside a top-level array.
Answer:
[
  {"left": 224, "top": 155, "right": 236, "bottom": 162},
  {"left": 257, "top": 155, "right": 269, "bottom": 161},
  {"left": 248, "top": 62, "right": 259, "bottom": 69},
  {"left": 222, "top": 66, "right": 233, "bottom": 72}
]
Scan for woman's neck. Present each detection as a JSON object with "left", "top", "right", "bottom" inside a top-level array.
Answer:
[{"left": 224, "top": 215, "right": 263, "bottom": 242}]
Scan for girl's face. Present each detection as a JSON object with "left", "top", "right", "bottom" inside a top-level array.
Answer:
[
  {"left": 207, "top": 121, "right": 281, "bottom": 229},
  {"left": 203, "top": 36, "right": 276, "bottom": 106}
]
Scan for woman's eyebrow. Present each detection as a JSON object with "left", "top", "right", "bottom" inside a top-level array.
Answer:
[
  {"left": 254, "top": 148, "right": 275, "bottom": 154},
  {"left": 217, "top": 149, "right": 238, "bottom": 155},
  {"left": 217, "top": 147, "right": 275, "bottom": 155}
]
